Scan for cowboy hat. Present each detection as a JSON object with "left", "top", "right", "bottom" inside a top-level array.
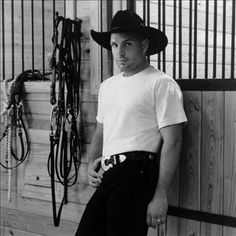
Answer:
[{"left": 90, "top": 10, "right": 168, "bottom": 55}]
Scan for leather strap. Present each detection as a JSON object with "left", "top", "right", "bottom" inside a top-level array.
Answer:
[
  {"left": 48, "top": 12, "right": 82, "bottom": 227},
  {"left": 168, "top": 205, "right": 236, "bottom": 228}
]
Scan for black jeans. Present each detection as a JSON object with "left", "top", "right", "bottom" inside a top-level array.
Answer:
[{"left": 75, "top": 157, "right": 159, "bottom": 236}]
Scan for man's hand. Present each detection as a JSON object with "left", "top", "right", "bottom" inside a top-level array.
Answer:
[
  {"left": 146, "top": 185, "right": 168, "bottom": 228},
  {"left": 146, "top": 123, "right": 183, "bottom": 228},
  {"left": 88, "top": 157, "right": 103, "bottom": 187}
]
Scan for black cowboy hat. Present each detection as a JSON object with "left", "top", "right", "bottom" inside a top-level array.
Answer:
[{"left": 91, "top": 10, "right": 168, "bottom": 56}]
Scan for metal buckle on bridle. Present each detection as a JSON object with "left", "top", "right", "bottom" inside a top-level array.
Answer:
[{"left": 50, "top": 105, "right": 58, "bottom": 131}]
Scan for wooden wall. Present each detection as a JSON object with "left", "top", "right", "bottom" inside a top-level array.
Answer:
[
  {"left": 1, "top": 1, "right": 97, "bottom": 235},
  {"left": 137, "top": 0, "right": 236, "bottom": 79},
  {"left": 168, "top": 90, "right": 236, "bottom": 236},
  {"left": 1, "top": 1, "right": 236, "bottom": 236}
]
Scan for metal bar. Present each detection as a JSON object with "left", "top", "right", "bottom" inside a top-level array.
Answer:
[
  {"left": 193, "top": 0, "right": 197, "bottom": 78},
  {"left": 100, "top": 0, "right": 103, "bottom": 82},
  {"left": 64, "top": 0, "right": 66, "bottom": 17},
  {"left": 222, "top": 0, "right": 226, "bottom": 79},
  {"left": 11, "top": 0, "right": 15, "bottom": 79},
  {"left": 147, "top": 0, "right": 150, "bottom": 27},
  {"left": 74, "top": 0, "right": 77, "bottom": 18},
  {"left": 147, "top": 0, "right": 150, "bottom": 64},
  {"left": 231, "top": 0, "right": 236, "bottom": 79},
  {"left": 143, "top": 0, "right": 146, "bottom": 24},
  {"left": 179, "top": 0, "right": 182, "bottom": 78},
  {"left": 1, "top": 0, "right": 5, "bottom": 80},
  {"left": 107, "top": 0, "right": 113, "bottom": 32},
  {"left": 53, "top": 0, "right": 56, "bottom": 31},
  {"left": 42, "top": 0, "right": 45, "bottom": 76},
  {"left": 158, "top": 0, "right": 161, "bottom": 69},
  {"left": 31, "top": 0, "right": 34, "bottom": 74},
  {"left": 204, "top": 0, "right": 209, "bottom": 79},
  {"left": 107, "top": 0, "right": 113, "bottom": 77},
  {"left": 162, "top": 0, "right": 166, "bottom": 72},
  {"left": 21, "top": 0, "right": 24, "bottom": 72},
  {"left": 213, "top": 0, "right": 217, "bottom": 79},
  {"left": 173, "top": 0, "right": 177, "bottom": 79},
  {"left": 189, "top": 0, "right": 192, "bottom": 79},
  {"left": 127, "top": 0, "right": 136, "bottom": 12}
]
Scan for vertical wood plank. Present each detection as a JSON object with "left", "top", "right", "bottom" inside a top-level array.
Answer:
[
  {"left": 112, "top": 0, "right": 128, "bottom": 75},
  {"left": 223, "top": 92, "right": 236, "bottom": 236},
  {"left": 201, "top": 91, "right": 224, "bottom": 236},
  {"left": 166, "top": 170, "right": 180, "bottom": 236},
  {"left": 90, "top": 0, "right": 101, "bottom": 94},
  {"left": 179, "top": 91, "right": 201, "bottom": 236}
]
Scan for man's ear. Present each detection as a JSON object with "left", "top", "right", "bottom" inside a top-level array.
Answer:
[{"left": 142, "top": 38, "right": 149, "bottom": 54}]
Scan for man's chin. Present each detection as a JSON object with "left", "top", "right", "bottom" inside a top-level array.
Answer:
[{"left": 118, "top": 64, "right": 129, "bottom": 71}]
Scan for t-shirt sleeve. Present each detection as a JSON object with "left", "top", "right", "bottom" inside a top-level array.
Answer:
[
  {"left": 96, "top": 85, "right": 104, "bottom": 124},
  {"left": 154, "top": 78, "right": 187, "bottom": 129}
]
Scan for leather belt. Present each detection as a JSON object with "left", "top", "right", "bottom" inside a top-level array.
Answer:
[{"left": 101, "top": 151, "right": 156, "bottom": 171}]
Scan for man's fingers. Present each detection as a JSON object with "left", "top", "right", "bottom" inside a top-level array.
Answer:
[
  {"left": 147, "top": 214, "right": 166, "bottom": 228},
  {"left": 89, "top": 169, "right": 100, "bottom": 177},
  {"left": 94, "top": 157, "right": 102, "bottom": 164},
  {"left": 87, "top": 158, "right": 103, "bottom": 187},
  {"left": 88, "top": 177, "right": 101, "bottom": 187},
  {"left": 88, "top": 171, "right": 102, "bottom": 187},
  {"left": 88, "top": 174, "right": 102, "bottom": 183},
  {"left": 146, "top": 214, "right": 152, "bottom": 227}
]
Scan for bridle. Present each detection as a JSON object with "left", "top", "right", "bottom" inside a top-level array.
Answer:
[
  {"left": 48, "top": 12, "right": 82, "bottom": 227},
  {"left": 0, "top": 69, "right": 49, "bottom": 201}
]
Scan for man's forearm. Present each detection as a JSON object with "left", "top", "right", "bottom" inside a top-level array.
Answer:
[
  {"left": 154, "top": 124, "right": 183, "bottom": 196},
  {"left": 156, "top": 139, "right": 182, "bottom": 194},
  {"left": 88, "top": 123, "right": 103, "bottom": 164}
]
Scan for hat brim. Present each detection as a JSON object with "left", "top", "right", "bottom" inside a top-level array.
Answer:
[{"left": 91, "top": 27, "right": 168, "bottom": 56}]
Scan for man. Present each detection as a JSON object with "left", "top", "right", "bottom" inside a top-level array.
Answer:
[{"left": 75, "top": 10, "right": 187, "bottom": 236}]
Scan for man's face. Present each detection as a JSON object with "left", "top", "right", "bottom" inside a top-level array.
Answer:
[{"left": 110, "top": 32, "right": 148, "bottom": 76}]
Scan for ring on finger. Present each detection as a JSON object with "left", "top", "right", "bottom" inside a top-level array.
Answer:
[{"left": 156, "top": 218, "right": 162, "bottom": 226}]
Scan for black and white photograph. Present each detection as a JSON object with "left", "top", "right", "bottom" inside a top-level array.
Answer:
[{"left": 0, "top": 0, "right": 236, "bottom": 236}]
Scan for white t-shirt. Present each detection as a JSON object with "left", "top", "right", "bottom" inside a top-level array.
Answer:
[{"left": 96, "top": 66, "right": 187, "bottom": 156}]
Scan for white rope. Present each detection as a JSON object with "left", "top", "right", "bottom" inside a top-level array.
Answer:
[
  {"left": 1, "top": 79, "right": 15, "bottom": 202},
  {"left": 7, "top": 116, "right": 12, "bottom": 202}
]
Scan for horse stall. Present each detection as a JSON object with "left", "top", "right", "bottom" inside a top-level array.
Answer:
[{"left": 0, "top": 1, "right": 236, "bottom": 236}]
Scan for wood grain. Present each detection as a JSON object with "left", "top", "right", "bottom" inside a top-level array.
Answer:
[
  {"left": 201, "top": 92, "right": 224, "bottom": 236},
  {"left": 223, "top": 92, "right": 236, "bottom": 236},
  {"left": 179, "top": 91, "right": 201, "bottom": 236}
]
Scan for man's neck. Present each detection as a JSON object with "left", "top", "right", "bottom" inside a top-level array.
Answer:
[{"left": 123, "top": 61, "right": 150, "bottom": 77}]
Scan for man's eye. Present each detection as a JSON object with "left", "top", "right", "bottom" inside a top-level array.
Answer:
[
  {"left": 111, "top": 43, "right": 118, "bottom": 48},
  {"left": 125, "top": 42, "right": 132, "bottom": 46}
]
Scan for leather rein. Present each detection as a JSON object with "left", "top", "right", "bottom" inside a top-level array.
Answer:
[
  {"left": 48, "top": 12, "right": 82, "bottom": 227},
  {"left": 0, "top": 70, "right": 48, "bottom": 201},
  {"left": 0, "top": 70, "right": 46, "bottom": 169}
]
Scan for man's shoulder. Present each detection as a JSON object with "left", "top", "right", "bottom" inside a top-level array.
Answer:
[
  {"left": 100, "top": 73, "right": 122, "bottom": 88},
  {"left": 149, "top": 68, "right": 174, "bottom": 84},
  {"left": 149, "top": 69, "right": 182, "bottom": 93}
]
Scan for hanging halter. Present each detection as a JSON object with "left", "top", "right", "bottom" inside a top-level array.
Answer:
[
  {"left": 48, "top": 12, "right": 82, "bottom": 227},
  {"left": 0, "top": 69, "right": 49, "bottom": 201}
]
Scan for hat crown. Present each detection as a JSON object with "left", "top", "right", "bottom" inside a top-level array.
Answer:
[{"left": 111, "top": 10, "right": 144, "bottom": 30}]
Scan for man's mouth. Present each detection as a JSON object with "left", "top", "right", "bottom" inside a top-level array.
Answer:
[{"left": 118, "top": 60, "right": 127, "bottom": 64}]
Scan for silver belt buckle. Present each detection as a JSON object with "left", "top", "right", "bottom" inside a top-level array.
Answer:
[
  {"left": 101, "top": 156, "right": 112, "bottom": 171},
  {"left": 101, "top": 154, "right": 126, "bottom": 171}
]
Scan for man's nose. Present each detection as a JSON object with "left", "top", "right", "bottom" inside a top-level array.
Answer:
[{"left": 117, "top": 46, "right": 125, "bottom": 57}]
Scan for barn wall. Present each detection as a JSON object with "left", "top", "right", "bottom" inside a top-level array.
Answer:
[
  {"left": 1, "top": 1, "right": 236, "bottom": 236},
  {"left": 0, "top": 1, "right": 96, "bottom": 236},
  {"left": 136, "top": 0, "right": 236, "bottom": 80}
]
